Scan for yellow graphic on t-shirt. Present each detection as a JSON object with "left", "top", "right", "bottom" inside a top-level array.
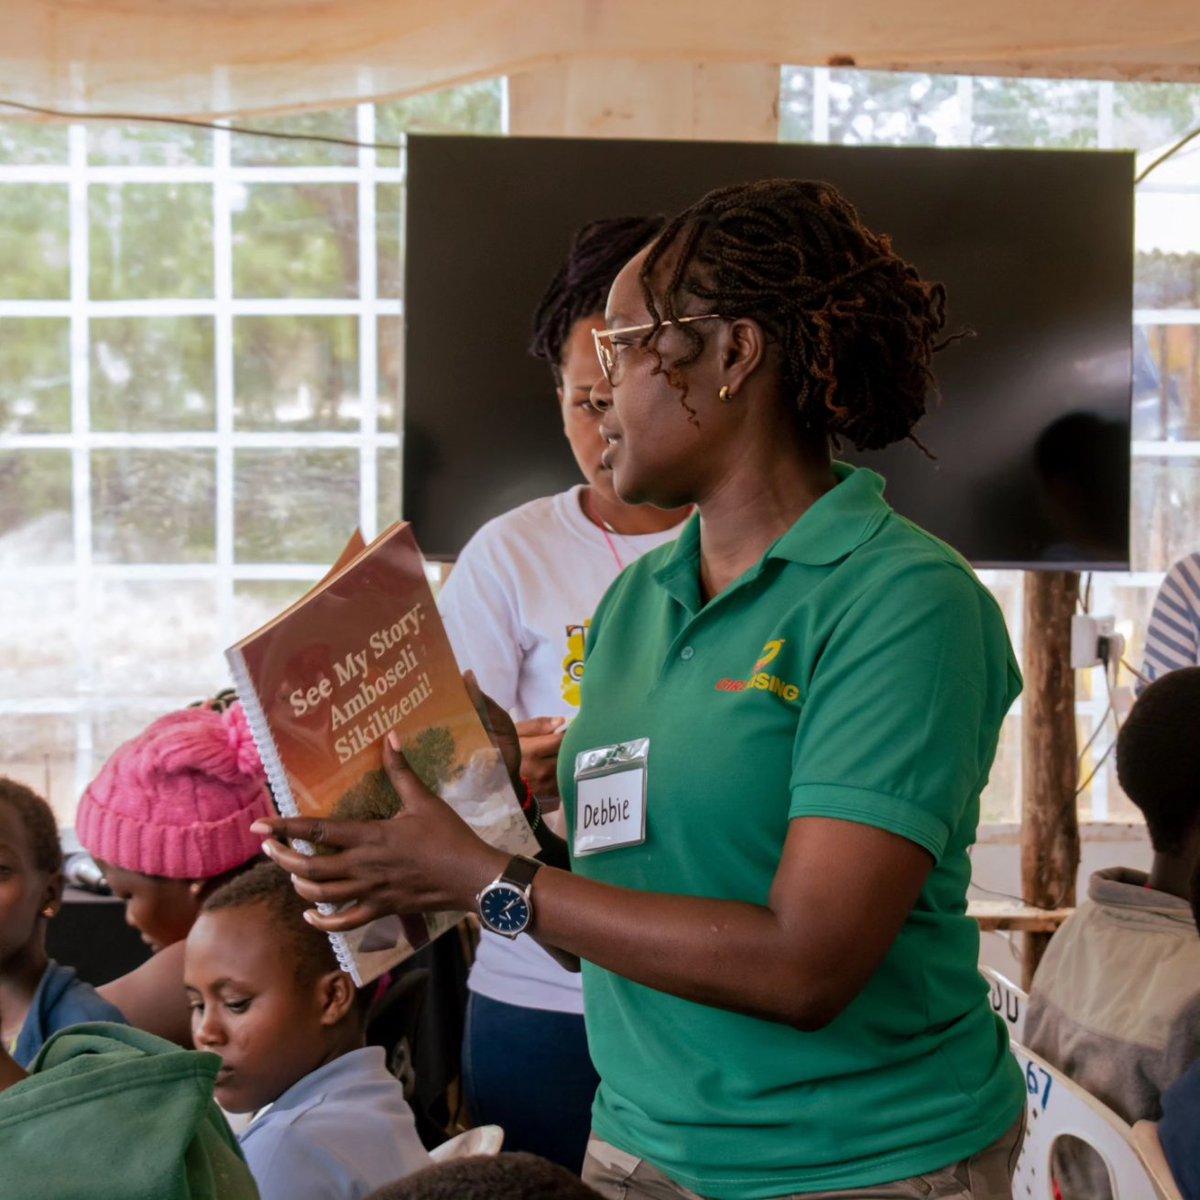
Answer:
[
  {"left": 561, "top": 621, "right": 590, "bottom": 708},
  {"left": 753, "top": 638, "right": 786, "bottom": 672}
]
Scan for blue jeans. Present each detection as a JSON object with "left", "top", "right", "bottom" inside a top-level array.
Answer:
[{"left": 462, "top": 992, "right": 600, "bottom": 1174}]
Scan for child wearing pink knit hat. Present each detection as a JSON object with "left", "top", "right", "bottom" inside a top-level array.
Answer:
[{"left": 76, "top": 698, "right": 273, "bottom": 955}]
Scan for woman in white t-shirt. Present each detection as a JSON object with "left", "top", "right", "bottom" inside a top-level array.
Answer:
[{"left": 438, "top": 216, "right": 690, "bottom": 1172}]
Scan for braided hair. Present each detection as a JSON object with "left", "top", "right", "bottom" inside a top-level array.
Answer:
[
  {"left": 638, "top": 179, "right": 949, "bottom": 452},
  {"left": 529, "top": 215, "right": 665, "bottom": 381}
]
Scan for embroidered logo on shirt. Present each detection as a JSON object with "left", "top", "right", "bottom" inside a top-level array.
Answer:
[
  {"left": 561, "top": 621, "right": 589, "bottom": 708},
  {"left": 715, "top": 639, "right": 801, "bottom": 703}
]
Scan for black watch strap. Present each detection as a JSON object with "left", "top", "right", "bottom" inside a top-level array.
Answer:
[{"left": 501, "top": 854, "right": 542, "bottom": 889}]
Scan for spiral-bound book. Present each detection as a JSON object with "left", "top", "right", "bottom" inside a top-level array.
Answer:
[{"left": 226, "top": 521, "right": 539, "bottom": 985}]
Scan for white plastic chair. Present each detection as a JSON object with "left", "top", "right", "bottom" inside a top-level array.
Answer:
[
  {"left": 428, "top": 1124, "right": 505, "bottom": 1162},
  {"left": 1011, "top": 1043, "right": 1161, "bottom": 1198},
  {"left": 980, "top": 965, "right": 1028, "bottom": 1043},
  {"left": 1133, "top": 1121, "right": 1185, "bottom": 1200}
]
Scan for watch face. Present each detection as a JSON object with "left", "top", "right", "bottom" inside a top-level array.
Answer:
[{"left": 479, "top": 884, "right": 530, "bottom": 936}]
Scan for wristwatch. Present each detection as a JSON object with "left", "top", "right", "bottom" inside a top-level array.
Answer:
[{"left": 477, "top": 854, "right": 543, "bottom": 939}]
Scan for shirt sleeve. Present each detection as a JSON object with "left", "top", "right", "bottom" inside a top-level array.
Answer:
[
  {"left": 789, "top": 560, "right": 1019, "bottom": 863},
  {"left": 1140, "top": 554, "right": 1200, "bottom": 691},
  {"left": 437, "top": 535, "right": 525, "bottom": 714}
]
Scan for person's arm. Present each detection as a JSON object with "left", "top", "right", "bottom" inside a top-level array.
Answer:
[
  {"left": 1141, "top": 555, "right": 1200, "bottom": 687},
  {"left": 257, "top": 758, "right": 929, "bottom": 1028},
  {"left": 258, "top": 562, "right": 999, "bottom": 1029},
  {"left": 98, "top": 939, "right": 193, "bottom": 1046}
]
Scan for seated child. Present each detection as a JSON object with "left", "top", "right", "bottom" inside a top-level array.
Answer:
[
  {"left": 0, "top": 1018, "right": 259, "bottom": 1199},
  {"left": 1025, "top": 666, "right": 1200, "bottom": 1198},
  {"left": 184, "top": 861, "right": 431, "bottom": 1200},
  {"left": 364, "top": 1153, "right": 602, "bottom": 1200},
  {"left": 1158, "top": 860, "right": 1200, "bottom": 1200},
  {"left": 74, "top": 696, "right": 274, "bottom": 1043},
  {"left": 0, "top": 777, "right": 125, "bottom": 1066}
]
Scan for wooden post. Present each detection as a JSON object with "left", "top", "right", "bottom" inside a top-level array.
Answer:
[{"left": 1020, "top": 570, "right": 1081, "bottom": 990}]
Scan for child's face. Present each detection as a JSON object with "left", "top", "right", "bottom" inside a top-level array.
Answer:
[
  {"left": 97, "top": 861, "right": 198, "bottom": 953},
  {"left": 184, "top": 903, "right": 339, "bottom": 1114},
  {"left": 0, "top": 804, "right": 58, "bottom": 966}
]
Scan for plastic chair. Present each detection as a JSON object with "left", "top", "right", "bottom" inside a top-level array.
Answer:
[
  {"left": 1011, "top": 1043, "right": 1161, "bottom": 1198},
  {"left": 1133, "top": 1122, "right": 1185, "bottom": 1200},
  {"left": 980, "top": 965, "right": 1028, "bottom": 1043},
  {"left": 427, "top": 1124, "right": 505, "bottom": 1163}
]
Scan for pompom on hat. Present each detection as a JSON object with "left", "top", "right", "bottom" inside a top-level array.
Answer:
[{"left": 76, "top": 700, "right": 274, "bottom": 879}]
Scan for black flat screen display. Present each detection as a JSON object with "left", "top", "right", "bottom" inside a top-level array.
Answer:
[{"left": 404, "top": 135, "right": 1133, "bottom": 568}]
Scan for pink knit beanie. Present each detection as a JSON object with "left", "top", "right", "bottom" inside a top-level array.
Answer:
[{"left": 76, "top": 701, "right": 274, "bottom": 879}]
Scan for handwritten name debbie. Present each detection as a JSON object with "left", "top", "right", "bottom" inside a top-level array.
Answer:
[{"left": 288, "top": 603, "right": 433, "bottom": 763}]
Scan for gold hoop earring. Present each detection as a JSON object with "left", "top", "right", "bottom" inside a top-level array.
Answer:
[{"left": 719, "top": 385, "right": 732, "bottom": 403}]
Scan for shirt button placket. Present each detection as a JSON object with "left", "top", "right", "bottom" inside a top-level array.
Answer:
[{"left": 680, "top": 646, "right": 695, "bottom": 661}]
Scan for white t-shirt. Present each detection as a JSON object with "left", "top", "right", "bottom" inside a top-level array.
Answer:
[{"left": 438, "top": 485, "right": 685, "bottom": 1013}]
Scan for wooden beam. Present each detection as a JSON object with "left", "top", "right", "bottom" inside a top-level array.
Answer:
[{"left": 1020, "top": 569, "right": 1081, "bottom": 990}]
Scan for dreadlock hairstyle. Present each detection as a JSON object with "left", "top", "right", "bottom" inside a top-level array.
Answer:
[
  {"left": 529, "top": 215, "right": 665, "bottom": 382},
  {"left": 637, "top": 179, "right": 950, "bottom": 452},
  {"left": 0, "top": 776, "right": 62, "bottom": 875}
]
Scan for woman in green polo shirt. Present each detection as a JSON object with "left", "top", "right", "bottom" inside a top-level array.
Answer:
[{"left": 259, "top": 178, "right": 1027, "bottom": 1199}]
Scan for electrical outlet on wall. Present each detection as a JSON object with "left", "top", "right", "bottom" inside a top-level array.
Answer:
[{"left": 1070, "top": 613, "right": 1116, "bottom": 670}]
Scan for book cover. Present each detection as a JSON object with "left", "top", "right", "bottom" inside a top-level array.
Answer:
[{"left": 226, "top": 521, "right": 538, "bottom": 985}]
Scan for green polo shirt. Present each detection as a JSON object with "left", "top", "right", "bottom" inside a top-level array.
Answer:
[{"left": 559, "top": 463, "right": 1025, "bottom": 1200}]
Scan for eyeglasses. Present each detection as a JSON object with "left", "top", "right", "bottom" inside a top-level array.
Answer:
[{"left": 592, "top": 314, "right": 726, "bottom": 385}]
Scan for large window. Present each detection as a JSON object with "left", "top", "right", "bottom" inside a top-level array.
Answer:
[
  {"left": 781, "top": 68, "right": 1200, "bottom": 823},
  {"left": 0, "top": 83, "right": 504, "bottom": 823}
]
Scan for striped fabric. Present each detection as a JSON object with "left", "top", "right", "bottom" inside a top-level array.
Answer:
[{"left": 1141, "top": 552, "right": 1200, "bottom": 690}]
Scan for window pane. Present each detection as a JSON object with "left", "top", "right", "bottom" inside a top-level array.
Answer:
[
  {"left": 1135, "top": 193, "right": 1200, "bottom": 258},
  {"left": 378, "top": 314, "right": 401, "bottom": 431},
  {"left": 232, "top": 579, "right": 315, "bottom": 642},
  {"left": 377, "top": 183, "right": 402, "bottom": 298},
  {"left": 0, "top": 714, "right": 79, "bottom": 826},
  {"left": 378, "top": 446, "right": 400, "bottom": 533},
  {"left": 1114, "top": 83, "right": 1200, "bottom": 152},
  {"left": 779, "top": 67, "right": 815, "bottom": 143},
  {"left": 828, "top": 69, "right": 963, "bottom": 146},
  {"left": 0, "top": 450, "right": 72, "bottom": 563},
  {"left": 1133, "top": 326, "right": 1200, "bottom": 441},
  {"left": 0, "top": 318, "right": 71, "bottom": 433},
  {"left": 91, "top": 317, "right": 216, "bottom": 431},
  {"left": 0, "top": 582, "right": 77, "bottom": 702},
  {"left": 87, "top": 121, "right": 212, "bottom": 167},
  {"left": 1131, "top": 457, "right": 1200, "bottom": 571},
  {"left": 91, "top": 449, "right": 216, "bottom": 563},
  {"left": 234, "top": 448, "right": 359, "bottom": 562},
  {"left": 375, "top": 80, "right": 504, "bottom": 167},
  {"left": 971, "top": 77, "right": 1100, "bottom": 148},
  {"left": 0, "top": 121, "right": 69, "bottom": 166},
  {"left": 230, "top": 110, "right": 358, "bottom": 167},
  {"left": 90, "top": 184, "right": 214, "bottom": 299},
  {"left": 1135, "top": 251, "right": 1200, "bottom": 309},
  {"left": 231, "top": 184, "right": 358, "bottom": 298},
  {"left": 233, "top": 316, "right": 358, "bottom": 431},
  {"left": 91, "top": 580, "right": 224, "bottom": 692},
  {"left": 0, "top": 184, "right": 69, "bottom": 299}
]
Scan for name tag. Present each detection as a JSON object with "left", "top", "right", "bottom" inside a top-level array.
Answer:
[{"left": 573, "top": 738, "right": 648, "bottom": 856}]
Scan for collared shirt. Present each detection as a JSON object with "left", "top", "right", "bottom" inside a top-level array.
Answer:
[
  {"left": 238, "top": 1046, "right": 430, "bottom": 1200},
  {"left": 558, "top": 462, "right": 1024, "bottom": 1200}
]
